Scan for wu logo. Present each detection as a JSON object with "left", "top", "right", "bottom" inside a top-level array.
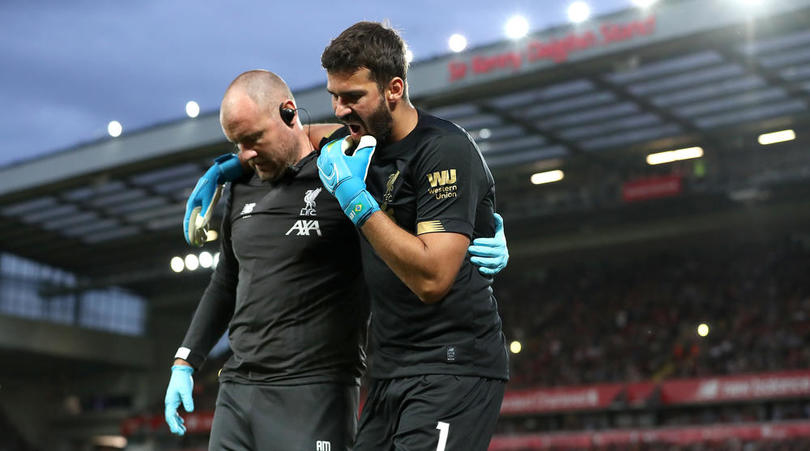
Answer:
[
  {"left": 300, "top": 187, "right": 322, "bottom": 216},
  {"left": 427, "top": 169, "right": 456, "bottom": 187},
  {"left": 285, "top": 220, "right": 322, "bottom": 237},
  {"left": 316, "top": 441, "right": 331, "bottom": 451},
  {"left": 240, "top": 202, "right": 256, "bottom": 215}
]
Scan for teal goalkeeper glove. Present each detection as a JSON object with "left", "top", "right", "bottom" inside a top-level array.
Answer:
[
  {"left": 317, "top": 135, "right": 379, "bottom": 226},
  {"left": 468, "top": 213, "right": 509, "bottom": 275},
  {"left": 183, "top": 153, "right": 245, "bottom": 246},
  {"left": 164, "top": 365, "right": 194, "bottom": 435}
]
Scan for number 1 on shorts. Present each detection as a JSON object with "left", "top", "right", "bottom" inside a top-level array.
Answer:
[{"left": 435, "top": 421, "right": 449, "bottom": 451}]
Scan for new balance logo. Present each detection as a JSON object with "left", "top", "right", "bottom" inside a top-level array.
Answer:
[
  {"left": 300, "top": 187, "right": 322, "bottom": 216},
  {"left": 427, "top": 169, "right": 457, "bottom": 187},
  {"left": 285, "top": 220, "right": 322, "bottom": 236},
  {"left": 316, "top": 441, "right": 331, "bottom": 451},
  {"left": 240, "top": 202, "right": 256, "bottom": 215}
]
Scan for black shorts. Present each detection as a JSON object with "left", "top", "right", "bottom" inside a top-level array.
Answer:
[
  {"left": 209, "top": 381, "right": 358, "bottom": 451},
  {"left": 355, "top": 375, "right": 505, "bottom": 451}
]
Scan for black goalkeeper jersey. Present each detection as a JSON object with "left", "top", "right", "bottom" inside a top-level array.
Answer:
[
  {"left": 349, "top": 110, "right": 509, "bottom": 380},
  {"left": 179, "top": 152, "right": 368, "bottom": 385}
]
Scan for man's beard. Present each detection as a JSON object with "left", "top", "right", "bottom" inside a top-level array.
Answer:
[
  {"left": 255, "top": 163, "right": 294, "bottom": 182},
  {"left": 253, "top": 142, "right": 300, "bottom": 182},
  {"left": 342, "top": 98, "right": 393, "bottom": 145},
  {"left": 365, "top": 99, "right": 393, "bottom": 145}
]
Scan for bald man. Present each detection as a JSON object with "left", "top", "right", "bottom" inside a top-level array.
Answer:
[{"left": 165, "top": 70, "right": 367, "bottom": 450}]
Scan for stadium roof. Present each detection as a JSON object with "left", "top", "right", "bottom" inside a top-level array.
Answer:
[{"left": 2, "top": 0, "right": 810, "bottom": 299}]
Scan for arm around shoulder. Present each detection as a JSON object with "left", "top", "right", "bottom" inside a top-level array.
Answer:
[{"left": 307, "top": 123, "right": 343, "bottom": 148}]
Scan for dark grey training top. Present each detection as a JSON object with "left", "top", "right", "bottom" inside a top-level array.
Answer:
[{"left": 179, "top": 152, "right": 368, "bottom": 385}]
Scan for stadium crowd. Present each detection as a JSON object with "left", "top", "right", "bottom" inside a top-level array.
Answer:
[{"left": 496, "top": 238, "right": 810, "bottom": 389}]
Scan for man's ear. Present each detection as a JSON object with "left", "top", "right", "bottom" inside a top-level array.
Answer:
[{"left": 386, "top": 77, "right": 405, "bottom": 103}]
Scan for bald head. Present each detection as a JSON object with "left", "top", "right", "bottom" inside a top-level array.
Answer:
[
  {"left": 221, "top": 70, "right": 294, "bottom": 118},
  {"left": 219, "top": 70, "right": 310, "bottom": 182}
]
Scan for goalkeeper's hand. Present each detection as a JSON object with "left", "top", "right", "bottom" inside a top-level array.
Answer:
[
  {"left": 183, "top": 153, "right": 245, "bottom": 246},
  {"left": 468, "top": 213, "right": 509, "bottom": 275},
  {"left": 316, "top": 135, "right": 379, "bottom": 226}
]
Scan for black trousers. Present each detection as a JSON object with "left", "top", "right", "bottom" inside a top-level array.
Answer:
[
  {"left": 354, "top": 375, "right": 505, "bottom": 451},
  {"left": 209, "top": 381, "right": 359, "bottom": 451}
]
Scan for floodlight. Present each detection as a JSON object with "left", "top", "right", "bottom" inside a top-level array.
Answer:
[
  {"left": 170, "top": 256, "right": 184, "bottom": 273},
  {"left": 107, "top": 121, "right": 122, "bottom": 137},
  {"left": 505, "top": 15, "right": 529, "bottom": 40},
  {"left": 186, "top": 101, "right": 200, "bottom": 118},
  {"left": 448, "top": 34, "right": 468, "bottom": 53},
  {"left": 92, "top": 436, "right": 127, "bottom": 448},
  {"left": 199, "top": 251, "right": 213, "bottom": 269},
  {"left": 184, "top": 254, "right": 199, "bottom": 271},
  {"left": 568, "top": 1, "right": 591, "bottom": 23},
  {"left": 758, "top": 129, "right": 795, "bottom": 145},
  {"left": 531, "top": 170, "right": 564, "bottom": 185},
  {"left": 646, "top": 147, "right": 703, "bottom": 165}
]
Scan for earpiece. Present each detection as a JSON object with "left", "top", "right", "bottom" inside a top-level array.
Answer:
[{"left": 279, "top": 103, "right": 296, "bottom": 126}]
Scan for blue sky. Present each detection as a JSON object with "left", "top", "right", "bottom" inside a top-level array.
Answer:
[{"left": 0, "top": 0, "right": 631, "bottom": 168}]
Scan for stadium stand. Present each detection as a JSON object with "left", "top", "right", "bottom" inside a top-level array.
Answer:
[
  {"left": 498, "top": 240, "right": 810, "bottom": 389},
  {"left": 3, "top": 0, "right": 810, "bottom": 449},
  {"left": 487, "top": 237, "right": 810, "bottom": 449}
]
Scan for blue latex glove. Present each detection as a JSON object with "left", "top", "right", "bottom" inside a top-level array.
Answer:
[
  {"left": 468, "top": 213, "right": 509, "bottom": 275},
  {"left": 164, "top": 365, "right": 195, "bottom": 436},
  {"left": 317, "top": 135, "right": 379, "bottom": 226},
  {"left": 183, "top": 153, "right": 246, "bottom": 247}
]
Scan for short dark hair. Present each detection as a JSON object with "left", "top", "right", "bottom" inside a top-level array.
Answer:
[{"left": 321, "top": 21, "right": 408, "bottom": 95}]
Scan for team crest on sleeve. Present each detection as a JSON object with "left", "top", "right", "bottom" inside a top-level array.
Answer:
[
  {"left": 300, "top": 187, "right": 322, "bottom": 216},
  {"left": 380, "top": 170, "right": 400, "bottom": 220},
  {"left": 426, "top": 168, "right": 458, "bottom": 199},
  {"left": 383, "top": 171, "right": 400, "bottom": 205}
]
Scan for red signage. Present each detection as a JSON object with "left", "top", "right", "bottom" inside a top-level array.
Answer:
[
  {"left": 625, "top": 381, "right": 655, "bottom": 406},
  {"left": 121, "top": 411, "right": 214, "bottom": 436},
  {"left": 621, "top": 174, "right": 682, "bottom": 202},
  {"left": 659, "top": 370, "right": 810, "bottom": 405},
  {"left": 449, "top": 15, "right": 656, "bottom": 82},
  {"left": 490, "top": 432, "right": 591, "bottom": 450},
  {"left": 498, "top": 370, "right": 810, "bottom": 416},
  {"left": 489, "top": 421, "right": 810, "bottom": 450},
  {"left": 500, "top": 383, "right": 624, "bottom": 415},
  {"left": 122, "top": 371, "right": 810, "bottom": 436}
]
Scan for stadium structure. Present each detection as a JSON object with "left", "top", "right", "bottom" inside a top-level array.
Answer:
[{"left": 2, "top": 0, "right": 810, "bottom": 449}]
